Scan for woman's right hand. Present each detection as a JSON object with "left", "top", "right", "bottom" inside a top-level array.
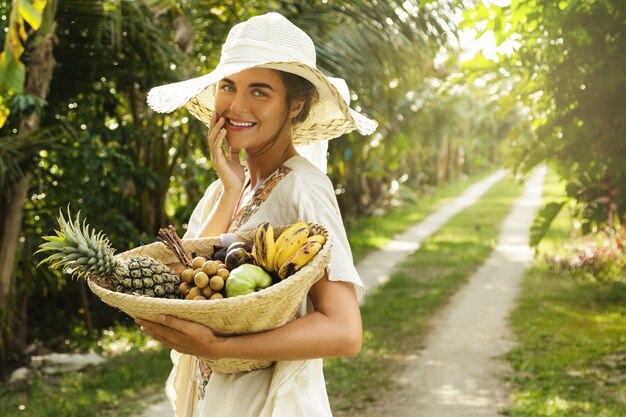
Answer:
[{"left": 208, "top": 112, "right": 245, "bottom": 193}]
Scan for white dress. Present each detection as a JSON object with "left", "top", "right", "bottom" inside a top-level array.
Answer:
[{"left": 166, "top": 156, "right": 363, "bottom": 417}]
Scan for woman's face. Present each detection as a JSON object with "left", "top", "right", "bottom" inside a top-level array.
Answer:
[{"left": 214, "top": 68, "right": 300, "bottom": 152}]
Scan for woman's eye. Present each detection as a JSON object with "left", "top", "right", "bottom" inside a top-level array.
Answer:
[
  {"left": 221, "top": 84, "right": 235, "bottom": 92},
  {"left": 252, "top": 90, "right": 268, "bottom": 97}
]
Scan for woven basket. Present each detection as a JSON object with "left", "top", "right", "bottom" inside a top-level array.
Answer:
[{"left": 87, "top": 224, "right": 331, "bottom": 374}]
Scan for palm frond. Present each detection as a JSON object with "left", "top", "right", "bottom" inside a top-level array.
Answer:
[{"left": 0, "top": 123, "right": 75, "bottom": 189}]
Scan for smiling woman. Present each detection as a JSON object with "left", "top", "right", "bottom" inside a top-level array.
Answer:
[{"left": 143, "top": 12, "right": 377, "bottom": 417}]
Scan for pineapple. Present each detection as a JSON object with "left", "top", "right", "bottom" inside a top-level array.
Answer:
[{"left": 37, "top": 209, "right": 181, "bottom": 298}]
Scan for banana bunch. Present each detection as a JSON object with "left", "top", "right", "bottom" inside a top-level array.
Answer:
[{"left": 253, "top": 221, "right": 326, "bottom": 280}]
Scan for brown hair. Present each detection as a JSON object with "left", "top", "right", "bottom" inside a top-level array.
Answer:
[{"left": 277, "top": 71, "right": 319, "bottom": 125}]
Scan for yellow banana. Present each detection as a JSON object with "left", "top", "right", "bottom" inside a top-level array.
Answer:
[
  {"left": 304, "top": 233, "right": 326, "bottom": 246},
  {"left": 253, "top": 222, "right": 274, "bottom": 270},
  {"left": 274, "top": 227, "right": 310, "bottom": 271},
  {"left": 278, "top": 238, "right": 324, "bottom": 280},
  {"left": 263, "top": 223, "right": 276, "bottom": 272},
  {"left": 253, "top": 223, "right": 264, "bottom": 267},
  {"left": 274, "top": 222, "right": 308, "bottom": 246}
]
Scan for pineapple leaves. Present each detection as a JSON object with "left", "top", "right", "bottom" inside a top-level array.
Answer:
[{"left": 36, "top": 207, "right": 116, "bottom": 279}]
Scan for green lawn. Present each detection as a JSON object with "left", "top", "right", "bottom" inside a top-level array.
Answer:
[{"left": 505, "top": 168, "right": 626, "bottom": 417}]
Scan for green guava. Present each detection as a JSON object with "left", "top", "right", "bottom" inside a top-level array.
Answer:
[{"left": 225, "top": 264, "right": 272, "bottom": 297}]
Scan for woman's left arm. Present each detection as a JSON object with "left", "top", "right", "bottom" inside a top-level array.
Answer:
[{"left": 136, "top": 274, "right": 362, "bottom": 360}]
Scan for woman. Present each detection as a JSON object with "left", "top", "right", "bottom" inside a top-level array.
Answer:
[{"left": 138, "top": 12, "right": 377, "bottom": 417}]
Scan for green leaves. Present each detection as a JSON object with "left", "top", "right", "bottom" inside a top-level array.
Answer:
[
  {"left": 0, "top": 0, "right": 48, "bottom": 127},
  {"left": 17, "top": 0, "right": 46, "bottom": 29},
  {"left": 530, "top": 200, "right": 568, "bottom": 248}
]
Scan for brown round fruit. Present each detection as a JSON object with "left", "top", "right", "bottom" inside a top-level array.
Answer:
[
  {"left": 194, "top": 271, "right": 210, "bottom": 288},
  {"left": 181, "top": 268, "right": 195, "bottom": 283},
  {"left": 216, "top": 268, "right": 230, "bottom": 279},
  {"left": 186, "top": 286, "right": 202, "bottom": 300},
  {"left": 209, "top": 293, "right": 224, "bottom": 300},
  {"left": 201, "top": 287, "right": 213, "bottom": 298},
  {"left": 209, "top": 275, "right": 224, "bottom": 291},
  {"left": 193, "top": 295, "right": 207, "bottom": 300},
  {"left": 202, "top": 260, "right": 219, "bottom": 276},
  {"left": 191, "top": 256, "right": 206, "bottom": 270},
  {"left": 179, "top": 282, "right": 193, "bottom": 296}
]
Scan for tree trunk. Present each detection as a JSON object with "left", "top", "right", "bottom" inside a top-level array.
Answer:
[
  {"left": 0, "top": 22, "right": 57, "bottom": 364},
  {"left": 436, "top": 132, "right": 450, "bottom": 184},
  {"left": 78, "top": 280, "right": 94, "bottom": 336},
  {"left": 0, "top": 172, "right": 31, "bottom": 353}
]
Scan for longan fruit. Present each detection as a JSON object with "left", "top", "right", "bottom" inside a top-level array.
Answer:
[
  {"left": 179, "top": 281, "right": 193, "bottom": 296},
  {"left": 193, "top": 295, "right": 207, "bottom": 300},
  {"left": 191, "top": 256, "right": 206, "bottom": 270},
  {"left": 209, "top": 293, "right": 224, "bottom": 300},
  {"left": 186, "top": 286, "right": 202, "bottom": 300},
  {"left": 216, "top": 268, "right": 230, "bottom": 279},
  {"left": 201, "top": 287, "right": 214, "bottom": 298},
  {"left": 210, "top": 275, "right": 224, "bottom": 291},
  {"left": 194, "top": 272, "right": 210, "bottom": 288},
  {"left": 181, "top": 268, "right": 195, "bottom": 283},
  {"left": 202, "top": 260, "right": 219, "bottom": 276}
]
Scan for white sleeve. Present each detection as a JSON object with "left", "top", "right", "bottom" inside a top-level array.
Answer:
[
  {"left": 295, "top": 178, "right": 364, "bottom": 302},
  {"left": 183, "top": 180, "right": 223, "bottom": 239}
]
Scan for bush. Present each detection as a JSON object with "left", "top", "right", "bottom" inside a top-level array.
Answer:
[{"left": 545, "top": 226, "right": 626, "bottom": 283}]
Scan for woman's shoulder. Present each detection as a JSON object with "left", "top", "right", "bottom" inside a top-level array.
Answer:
[{"left": 283, "top": 156, "right": 332, "bottom": 188}]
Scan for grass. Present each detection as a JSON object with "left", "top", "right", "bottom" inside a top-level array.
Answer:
[
  {"left": 0, "top": 324, "right": 173, "bottom": 417},
  {"left": 504, "top": 167, "right": 626, "bottom": 417},
  {"left": 0, "top": 168, "right": 502, "bottom": 417},
  {"left": 325, "top": 173, "right": 524, "bottom": 414},
  {"left": 0, "top": 348, "right": 172, "bottom": 417},
  {"left": 345, "top": 169, "right": 497, "bottom": 262}
]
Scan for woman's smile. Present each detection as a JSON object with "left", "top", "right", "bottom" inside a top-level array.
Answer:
[{"left": 225, "top": 117, "right": 257, "bottom": 131}]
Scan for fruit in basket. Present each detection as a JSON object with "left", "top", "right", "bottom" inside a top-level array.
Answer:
[
  {"left": 213, "top": 247, "right": 227, "bottom": 262},
  {"left": 202, "top": 260, "right": 219, "bottom": 276},
  {"left": 225, "top": 264, "right": 272, "bottom": 297},
  {"left": 277, "top": 234, "right": 326, "bottom": 279},
  {"left": 194, "top": 271, "right": 210, "bottom": 288},
  {"left": 210, "top": 275, "right": 224, "bottom": 291},
  {"left": 272, "top": 222, "right": 309, "bottom": 270},
  {"left": 252, "top": 221, "right": 326, "bottom": 279},
  {"left": 225, "top": 246, "right": 254, "bottom": 270},
  {"left": 191, "top": 256, "right": 206, "bottom": 270},
  {"left": 37, "top": 209, "right": 181, "bottom": 298},
  {"left": 181, "top": 268, "right": 194, "bottom": 283},
  {"left": 274, "top": 226, "right": 310, "bottom": 271},
  {"left": 253, "top": 222, "right": 276, "bottom": 270}
]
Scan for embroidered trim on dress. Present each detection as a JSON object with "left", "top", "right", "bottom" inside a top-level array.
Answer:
[{"left": 228, "top": 165, "right": 293, "bottom": 232}]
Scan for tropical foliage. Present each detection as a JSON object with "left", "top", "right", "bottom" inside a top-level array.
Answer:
[{"left": 463, "top": 0, "right": 626, "bottom": 240}]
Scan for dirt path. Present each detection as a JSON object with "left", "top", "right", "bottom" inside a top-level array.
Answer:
[
  {"left": 367, "top": 166, "right": 546, "bottom": 417},
  {"left": 135, "top": 170, "right": 508, "bottom": 417},
  {"left": 358, "top": 170, "right": 505, "bottom": 295}
]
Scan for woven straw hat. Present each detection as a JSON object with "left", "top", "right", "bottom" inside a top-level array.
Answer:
[{"left": 147, "top": 12, "right": 377, "bottom": 144}]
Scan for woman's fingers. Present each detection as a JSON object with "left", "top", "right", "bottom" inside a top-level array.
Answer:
[
  {"left": 136, "top": 316, "right": 220, "bottom": 357},
  {"left": 206, "top": 112, "right": 245, "bottom": 191},
  {"left": 208, "top": 121, "right": 227, "bottom": 159}
]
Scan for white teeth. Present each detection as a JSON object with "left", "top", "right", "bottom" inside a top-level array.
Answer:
[{"left": 229, "top": 119, "right": 255, "bottom": 127}]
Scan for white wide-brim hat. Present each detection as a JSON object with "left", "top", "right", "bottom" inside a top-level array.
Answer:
[{"left": 147, "top": 12, "right": 377, "bottom": 145}]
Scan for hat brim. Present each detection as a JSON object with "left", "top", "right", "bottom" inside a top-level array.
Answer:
[{"left": 147, "top": 61, "right": 377, "bottom": 145}]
